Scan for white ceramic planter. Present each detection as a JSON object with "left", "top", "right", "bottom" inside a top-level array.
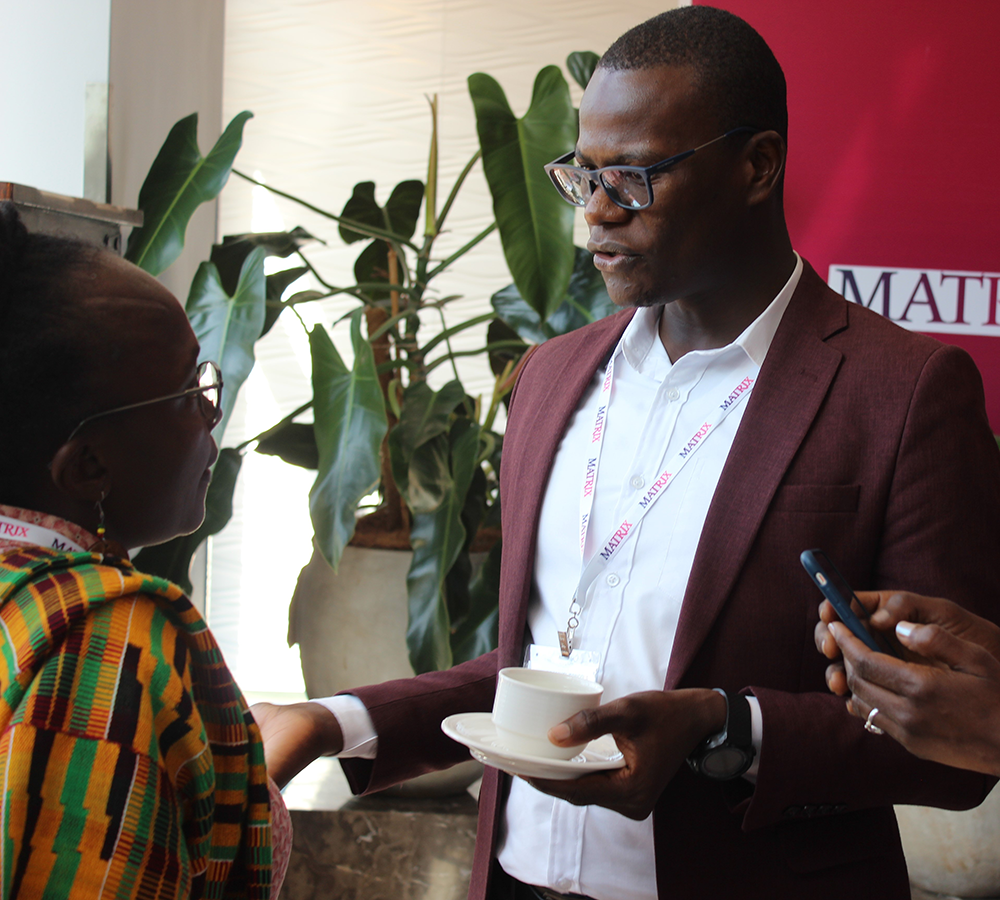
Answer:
[
  {"left": 288, "top": 543, "right": 483, "bottom": 796},
  {"left": 897, "top": 788, "right": 1000, "bottom": 898}
]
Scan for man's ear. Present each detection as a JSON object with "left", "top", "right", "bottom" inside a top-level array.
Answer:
[
  {"left": 49, "top": 440, "right": 109, "bottom": 503},
  {"left": 742, "top": 130, "right": 786, "bottom": 206}
]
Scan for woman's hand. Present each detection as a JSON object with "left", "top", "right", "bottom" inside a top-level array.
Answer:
[
  {"left": 250, "top": 701, "right": 344, "bottom": 789},
  {"left": 815, "top": 590, "right": 1000, "bottom": 695},
  {"left": 815, "top": 590, "right": 1000, "bottom": 775}
]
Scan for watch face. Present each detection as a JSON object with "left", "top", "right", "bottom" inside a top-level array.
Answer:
[{"left": 702, "top": 746, "right": 748, "bottom": 779}]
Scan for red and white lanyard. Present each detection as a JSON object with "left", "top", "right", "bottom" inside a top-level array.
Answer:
[
  {"left": 0, "top": 515, "right": 85, "bottom": 552},
  {"left": 559, "top": 351, "right": 757, "bottom": 656}
]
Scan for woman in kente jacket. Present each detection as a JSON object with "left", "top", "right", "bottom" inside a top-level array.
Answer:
[{"left": 0, "top": 202, "right": 291, "bottom": 899}]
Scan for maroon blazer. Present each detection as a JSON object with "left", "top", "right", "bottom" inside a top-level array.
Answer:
[{"left": 343, "top": 263, "right": 1000, "bottom": 899}]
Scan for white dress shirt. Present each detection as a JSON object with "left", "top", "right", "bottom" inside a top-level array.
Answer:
[{"left": 315, "top": 255, "right": 803, "bottom": 900}]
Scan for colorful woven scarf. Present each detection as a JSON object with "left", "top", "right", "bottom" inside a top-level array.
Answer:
[{"left": 0, "top": 546, "right": 272, "bottom": 899}]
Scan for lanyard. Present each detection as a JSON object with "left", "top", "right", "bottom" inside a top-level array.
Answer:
[
  {"left": 559, "top": 354, "right": 757, "bottom": 656},
  {"left": 0, "top": 515, "right": 85, "bottom": 553}
]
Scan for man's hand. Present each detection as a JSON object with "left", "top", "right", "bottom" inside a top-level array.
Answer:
[
  {"left": 250, "top": 701, "right": 344, "bottom": 789},
  {"left": 824, "top": 617, "right": 1000, "bottom": 776},
  {"left": 524, "top": 688, "right": 726, "bottom": 820},
  {"left": 815, "top": 590, "right": 1000, "bottom": 695}
]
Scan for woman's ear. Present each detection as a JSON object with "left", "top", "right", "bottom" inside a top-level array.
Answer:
[{"left": 49, "top": 440, "right": 109, "bottom": 503}]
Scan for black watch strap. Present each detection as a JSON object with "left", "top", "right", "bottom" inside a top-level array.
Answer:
[
  {"left": 687, "top": 689, "right": 756, "bottom": 780},
  {"left": 725, "top": 689, "right": 753, "bottom": 747}
]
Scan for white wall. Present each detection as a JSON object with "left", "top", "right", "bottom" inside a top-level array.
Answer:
[
  {"left": 109, "top": 0, "right": 226, "bottom": 303},
  {"left": 0, "top": 0, "right": 111, "bottom": 198}
]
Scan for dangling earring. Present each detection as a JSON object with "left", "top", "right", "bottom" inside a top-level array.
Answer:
[
  {"left": 90, "top": 491, "right": 127, "bottom": 560},
  {"left": 95, "top": 493, "right": 107, "bottom": 543}
]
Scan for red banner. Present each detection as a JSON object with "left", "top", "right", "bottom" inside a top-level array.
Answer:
[{"left": 697, "top": 0, "right": 1000, "bottom": 429}]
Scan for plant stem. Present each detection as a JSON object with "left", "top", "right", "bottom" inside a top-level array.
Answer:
[
  {"left": 233, "top": 169, "right": 419, "bottom": 250},
  {"left": 424, "top": 94, "right": 438, "bottom": 238},
  {"left": 426, "top": 222, "right": 497, "bottom": 281},
  {"left": 365, "top": 304, "right": 407, "bottom": 531},
  {"left": 435, "top": 150, "right": 481, "bottom": 234},
  {"left": 418, "top": 312, "right": 495, "bottom": 357},
  {"left": 423, "top": 339, "right": 527, "bottom": 373},
  {"left": 482, "top": 359, "right": 515, "bottom": 432}
]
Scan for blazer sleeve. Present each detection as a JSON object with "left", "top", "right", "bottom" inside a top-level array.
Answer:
[
  {"left": 740, "top": 343, "right": 1000, "bottom": 830},
  {"left": 339, "top": 650, "right": 500, "bottom": 794}
]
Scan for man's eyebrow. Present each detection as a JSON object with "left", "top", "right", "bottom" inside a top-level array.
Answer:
[{"left": 573, "top": 147, "right": 662, "bottom": 167}]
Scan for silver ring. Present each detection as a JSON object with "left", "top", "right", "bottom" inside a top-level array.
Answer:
[{"left": 864, "top": 707, "right": 884, "bottom": 735}]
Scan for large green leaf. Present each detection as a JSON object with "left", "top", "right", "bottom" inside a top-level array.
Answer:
[
  {"left": 211, "top": 227, "right": 314, "bottom": 296},
  {"left": 403, "top": 436, "right": 452, "bottom": 514},
  {"left": 132, "top": 447, "right": 243, "bottom": 594},
  {"left": 261, "top": 266, "right": 308, "bottom": 336},
  {"left": 443, "top": 464, "right": 488, "bottom": 627},
  {"left": 309, "top": 313, "right": 387, "bottom": 572},
  {"left": 255, "top": 422, "right": 319, "bottom": 470},
  {"left": 126, "top": 111, "right": 253, "bottom": 276},
  {"left": 451, "top": 537, "right": 502, "bottom": 664},
  {"left": 469, "top": 67, "right": 577, "bottom": 321},
  {"left": 352, "top": 241, "right": 394, "bottom": 302},
  {"left": 387, "top": 380, "right": 466, "bottom": 505},
  {"left": 492, "top": 247, "right": 616, "bottom": 342},
  {"left": 339, "top": 180, "right": 424, "bottom": 245},
  {"left": 406, "top": 417, "right": 481, "bottom": 674},
  {"left": 185, "top": 247, "right": 267, "bottom": 441},
  {"left": 566, "top": 51, "right": 599, "bottom": 90}
]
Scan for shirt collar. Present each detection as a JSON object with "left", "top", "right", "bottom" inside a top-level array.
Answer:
[{"left": 616, "top": 252, "right": 804, "bottom": 373}]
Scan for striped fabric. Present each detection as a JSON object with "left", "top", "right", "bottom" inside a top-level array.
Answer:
[{"left": 0, "top": 546, "right": 272, "bottom": 899}]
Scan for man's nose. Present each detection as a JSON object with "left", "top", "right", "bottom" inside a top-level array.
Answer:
[{"left": 583, "top": 179, "right": 632, "bottom": 228}]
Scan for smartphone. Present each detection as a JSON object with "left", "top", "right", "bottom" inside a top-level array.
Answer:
[{"left": 800, "top": 549, "right": 898, "bottom": 657}]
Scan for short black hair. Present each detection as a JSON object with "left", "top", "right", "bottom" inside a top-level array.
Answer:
[
  {"left": 599, "top": 6, "right": 788, "bottom": 141},
  {"left": 0, "top": 201, "right": 101, "bottom": 501}
]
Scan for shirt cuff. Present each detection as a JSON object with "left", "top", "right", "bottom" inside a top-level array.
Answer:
[
  {"left": 309, "top": 696, "right": 378, "bottom": 759},
  {"left": 743, "top": 695, "right": 763, "bottom": 782}
]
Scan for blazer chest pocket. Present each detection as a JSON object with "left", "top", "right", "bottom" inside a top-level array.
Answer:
[{"left": 770, "top": 483, "right": 860, "bottom": 514}]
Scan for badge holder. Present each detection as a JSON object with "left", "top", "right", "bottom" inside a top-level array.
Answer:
[{"left": 524, "top": 643, "right": 601, "bottom": 682}]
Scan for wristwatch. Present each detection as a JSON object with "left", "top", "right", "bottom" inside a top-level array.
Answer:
[{"left": 687, "top": 689, "right": 756, "bottom": 780}]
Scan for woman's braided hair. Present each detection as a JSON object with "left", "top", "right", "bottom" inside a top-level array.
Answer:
[{"left": 0, "top": 201, "right": 102, "bottom": 501}]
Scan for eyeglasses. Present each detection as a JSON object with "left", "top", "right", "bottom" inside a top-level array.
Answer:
[
  {"left": 544, "top": 127, "right": 757, "bottom": 211},
  {"left": 65, "top": 360, "right": 224, "bottom": 442}
]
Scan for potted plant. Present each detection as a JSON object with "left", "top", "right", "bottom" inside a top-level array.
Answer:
[{"left": 127, "top": 52, "right": 613, "bottom": 696}]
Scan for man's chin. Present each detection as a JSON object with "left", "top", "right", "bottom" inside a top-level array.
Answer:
[{"left": 602, "top": 275, "right": 670, "bottom": 310}]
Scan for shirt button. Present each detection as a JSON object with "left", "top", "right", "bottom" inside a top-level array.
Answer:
[
  {"left": 630, "top": 475, "right": 645, "bottom": 489},
  {"left": 606, "top": 573, "right": 620, "bottom": 587},
  {"left": 667, "top": 388, "right": 680, "bottom": 401}
]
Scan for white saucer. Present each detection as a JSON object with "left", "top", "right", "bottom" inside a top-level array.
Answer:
[{"left": 441, "top": 712, "right": 625, "bottom": 780}]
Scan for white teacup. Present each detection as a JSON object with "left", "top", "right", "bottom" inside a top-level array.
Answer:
[{"left": 492, "top": 667, "right": 604, "bottom": 760}]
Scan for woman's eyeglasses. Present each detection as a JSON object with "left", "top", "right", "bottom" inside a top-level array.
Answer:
[
  {"left": 65, "top": 360, "right": 224, "bottom": 442},
  {"left": 544, "top": 127, "right": 757, "bottom": 211}
]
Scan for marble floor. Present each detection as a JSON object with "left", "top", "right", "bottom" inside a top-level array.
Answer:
[
  {"left": 280, "top": 760, "right": 988, "bottom": 900},
  {"left": 282, "top": 758, "right": 480, "bottom": 900}
]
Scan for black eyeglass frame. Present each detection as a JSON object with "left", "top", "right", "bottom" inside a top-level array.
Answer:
[
  {"left": 64, "top": 360, "right": 224, "bottom": 443},
  {"left": 544, "top": 126, "right": 758, "bottom": 211}
]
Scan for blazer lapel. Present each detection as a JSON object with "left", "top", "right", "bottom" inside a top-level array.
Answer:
[
  {"left": 664, "top": 266, "right": 848, "bottom": 689},
  {"left": 498, "top": 310, "right": 633, "bottom": 665}
]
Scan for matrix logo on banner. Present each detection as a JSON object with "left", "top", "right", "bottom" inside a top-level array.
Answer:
[{"left": 829, "top": 266, "right": 1000, "bottom": 335}]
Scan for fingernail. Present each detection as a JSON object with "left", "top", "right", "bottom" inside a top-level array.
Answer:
[
  {"left": 871, "top": 610, "right": 890, "bottom": 626},
  {"left": 828, "top": 622, "right": 843, "bottom": 640},
  {"left": 548, "top": 723, "right": 571, "bottom": 743},
  {"left": 896, "top": 621, "right": 915, "bottom": 639}
]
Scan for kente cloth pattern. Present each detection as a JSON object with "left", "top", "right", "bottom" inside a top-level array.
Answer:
[{"left": 0, "top": 546, "right": 272, "bottom": 899}]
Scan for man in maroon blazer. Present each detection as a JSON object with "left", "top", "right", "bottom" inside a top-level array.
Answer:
[{"left": 255, "top": 7, "right": 1000, "bottom": 899}]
